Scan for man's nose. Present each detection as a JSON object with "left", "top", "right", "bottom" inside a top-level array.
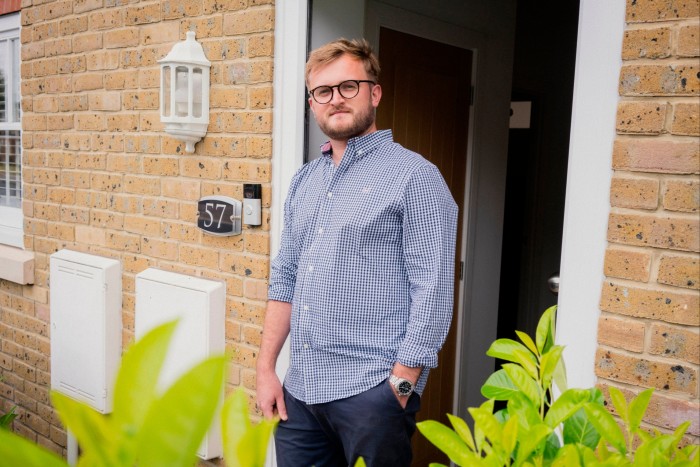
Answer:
[{"left": 328, "top": 87, "right": 346, "bottom": 105}]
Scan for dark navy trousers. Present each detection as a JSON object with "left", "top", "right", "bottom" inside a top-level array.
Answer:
[{"left": 275, "top": 380, "right": 421, "bottom": 467}]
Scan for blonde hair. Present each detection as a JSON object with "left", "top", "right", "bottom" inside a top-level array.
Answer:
[{"left": 305, "top": 38, "right": 380, "bottom": 86}]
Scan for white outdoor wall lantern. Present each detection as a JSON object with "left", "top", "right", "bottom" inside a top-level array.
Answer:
[{"left": 159, "top": 31, "right": 211, "bottom": 153}]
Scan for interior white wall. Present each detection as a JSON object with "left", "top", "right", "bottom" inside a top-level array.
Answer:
[
  {"left": 307, "top": 0, "right": 366, "bottom": 158},
  {"left": 556, "top": 0, "right": 626, "bottom": 389}
]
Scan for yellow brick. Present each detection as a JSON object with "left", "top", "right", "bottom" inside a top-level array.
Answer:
[
  {"left": 612, "top": 140, "right": 699, "bottom": 174},
  {"left": 125, "top": 2, "right": 162, "bottom": 25},
  {"left": 622, "top": 27, "right": 672, "bottom": 59},
  {"left": 604, "top": 246, "right": 652, "bottom": 281},
  {"left": 595, "top": 348, "right": 697, "bottom": 396},
  {"left": 75, "top": 225, "right": 106, "bottom": 246},
  {"left": 161, "top": 220, "right": 200, "bottom": 242},
  {"left": 616, "top": 101, "right": 667, "bottom": 134},
  {"left": 181, "top": 158, "right": 223, "bottom": 179},
  {"left": 109, "top": 152, "right": 141, "bottom": 171},
  {"left": 619, "top": 64, "right": 699, "bottom": 97},
  {"left": 600, "top": 280, "right": 699, "bottom": 325},
  {"left": 181, "top": 16, "right": 223, "bottom": 38},
  {"left": 76, "top": 153, "right": 107, "bottom": 170},
  {"left": 58, "top": 95, "right": 88, "bottom": 112},
  {"left": 90, "top": 172, "right": 123, "bottom": 192},
  {"left": 608, "top": 212, "right": 699, "bottom": 252},
  {"left": 105, "top": 70, "right": 139, "bottom": 90},
  {"left": 210, "top": 87, "right": 246, "bottom": 109},
  {"left": 91, "top": 134, "right": 125, "bottom": 152},
  {"left": 223, "top": 8, "right": 274, "bottom": 35},
  {"left": 657, "top": 253, "right": 700, "bottom": 289},
  {"left": 86, "top": 50, "right": 121, "bottom": 71},
  {"left": 677, "top": 23, "right": 700, "bottom": 57},
  {"left": 124, "top": 135, "right": 161, "bottom": 154},
  {"left": 248, "top": 33, "right": 273, "bottom": 58},
  {"left": 104, "top": 28, "right": 139, "bottom": 49},
  {"left": 47, "top": 38, "right": 74, "bottom": 58},
  {"left": 76, "top": 113, "right": 106, "bottom": 131},
  {"left": 124, "top": 175, "right": 161, "bottom": 196},
  {"left": 45, "top": 0, "right": 72, "bottom": 20},
  {"left": 45, "top": 75, "right": 72, "bottom": 93},
  {"left": 138, "top": 68, "right": 160, "bottom": 89},
  {"left": 161, "top": 179, "right": 201, "bottom": 200},
  {"left": 648, "top": 323, "right": 700, "bottom": 364},
  {"left": 143, "top": 156, "right": 180, "bottom": 176},
  {"left": 124, "top": 215, "right": 161, "bottom": 236},
  {"left": 89, "top": 9, "right": 124, "bottom": 30},
  {"left": 246, "top": 136, "right": 272, "bottom": 158},
  {"left": 179, "top": 244, "right": 219, "bottom": 269},
  {"left": 73, "top": 73, "right": 103, "bottom": 91},
  {"left": 123, "top": 91, "right": 159, "bottom": 110},
  {"left": 671, "top": 102, "right": 700, "bottom": 136},
  {"left": 142, "top": 197, "right": 179, "bottom": 218},
  {"left": 161, "top": 0, "right": 204, "bottom": 19},
  {"left": 107, "top": 114, "right": 139, "bottom": 132},
  {"left": 663, "top": 179, "right": 699, "bottom": 212},
  {"left": 59, "top": 16, "right": 88, "bottom": 36},
  {"left": 223, "top": 159, "right": 271, "bottom": 183},
  {"left": 140, "top": 22, "right": 180, "bottom": 46},
  {"left": 72, "top": 32, "right": 102, "bottom": 53},
  {"left": 47, "top": 187, "right": 75, "bottom": 204},
  {"left": 140, "top": 237, "right": 178, "bottom": 260},
  {"left": 90, "top": 210, "right": 124, "bottom": 229},
  {"left": 106, "top": 231, "right": 141, "bottom": 253}
]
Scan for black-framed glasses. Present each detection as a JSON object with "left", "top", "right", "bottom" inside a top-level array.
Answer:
[{"left": 308, "top": 80, "right": 375, "bottom": 104}]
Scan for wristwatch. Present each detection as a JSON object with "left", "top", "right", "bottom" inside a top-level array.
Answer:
[{"left": 389, "top": 375, "right": 414, "bottom": 397}]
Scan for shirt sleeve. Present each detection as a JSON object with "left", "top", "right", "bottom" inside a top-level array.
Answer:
[
  {"left": 267, "top": 170, "right": 303, "bottom": 304},
  {"left": 396, "top": 164, "right": 458, "bottom": 369}
]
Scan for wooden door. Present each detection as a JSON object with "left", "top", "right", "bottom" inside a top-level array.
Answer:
[{"left": 377, "top": 27, "right": 472, "bottom": 466}]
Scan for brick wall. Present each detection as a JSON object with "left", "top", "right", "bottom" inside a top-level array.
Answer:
[
  {"left": 596, "top": 0, "right": 700, "bottom": 443},
  {"left": 1, "top": 0, "right": 273, "bottom": 457}
]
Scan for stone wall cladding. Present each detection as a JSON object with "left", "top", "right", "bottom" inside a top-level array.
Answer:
[
  {"left": 0, "top": 0, "right": 274, "bottom": 458},
  {"left": 598, "top": 0, "right": 700, "bottom": 444}
]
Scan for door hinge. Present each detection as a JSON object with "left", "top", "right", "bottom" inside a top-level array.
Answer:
[{"left": 460, "top": 261, "right": 464, "bottom": 280}]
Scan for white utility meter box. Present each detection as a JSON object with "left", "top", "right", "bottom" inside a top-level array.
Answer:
[
  {"left": 50, "top": 249, "right": 122, "bottom": 413},
  {"left": 135, "top": 268, "right": 225, "bottom": 460}
]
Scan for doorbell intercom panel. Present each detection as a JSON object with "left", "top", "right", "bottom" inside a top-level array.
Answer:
[{"left": 243, "top": 183, "right": 262, "bottom": 226}]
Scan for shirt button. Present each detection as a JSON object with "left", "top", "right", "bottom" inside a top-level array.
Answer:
[
  {"left": 303, "top": 344, "right": 309, "bottom": 349},
  {"left": 303, "top": 305, "right": 309, "bottom": 311},
  {"left": 308, "top": 265, "right": 314, "bottom": 272},
  {"left": 327, "top": 192, "right": 333, "bottom": 198},
  {"left": 318, "top": 227, "right": 324, "bottom": 234}
]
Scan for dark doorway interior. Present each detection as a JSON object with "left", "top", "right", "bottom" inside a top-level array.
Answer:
[{"left": 497, "top": 1, "right": 581, "bottom": 344}]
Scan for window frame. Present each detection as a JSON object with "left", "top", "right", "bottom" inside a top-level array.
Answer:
[{"left": 0, "top": 12, "right": 22, "bottom": 248}]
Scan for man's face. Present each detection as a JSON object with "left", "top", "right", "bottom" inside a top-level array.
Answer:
[{"left": 307, "top": 55, "right": 382, "bottom": 142}]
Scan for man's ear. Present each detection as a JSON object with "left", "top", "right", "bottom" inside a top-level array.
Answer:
[
  {"left": 308, "top": 97, "right": 316, "bottom": 116},
  {"left": 371, "top": 84, "right": 382, "bottom": 108}
]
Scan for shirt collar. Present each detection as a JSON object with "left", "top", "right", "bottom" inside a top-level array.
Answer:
[{"left": 320, "top": 130, "right": 394, "bottom": 162}]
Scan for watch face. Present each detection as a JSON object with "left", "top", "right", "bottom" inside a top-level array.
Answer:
[{"left": 397, "top": 380, "right": 413, "bottom": 395}]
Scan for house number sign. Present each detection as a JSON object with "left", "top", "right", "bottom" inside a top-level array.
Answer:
[{"left": 197, "top": 196, "right": 242, "bottom": 236}]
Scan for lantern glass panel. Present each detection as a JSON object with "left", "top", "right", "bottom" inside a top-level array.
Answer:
[
  {"left": 193, "top": 68, "right": 203, "bottom": 118},
  {"left": 175, "top": 66, "right": 189, "bottom": 117},
  {"left": 162, "top": 66, "right": 171, "bottom": 117}
]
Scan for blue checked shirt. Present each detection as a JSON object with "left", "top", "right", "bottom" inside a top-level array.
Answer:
[{"left": 268, "top": 130, "right": 458, "bottom": 404}]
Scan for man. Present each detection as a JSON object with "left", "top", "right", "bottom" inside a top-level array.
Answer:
[{"left": 256, "top": 38, "right": 458, "bottom": 466}]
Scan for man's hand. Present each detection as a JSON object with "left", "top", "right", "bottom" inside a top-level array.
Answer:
[
  {"left": 388, "top": 382, "right": 410, "bottom": 409},
  {"left": 256, "top": 368, "right": 288, "bottom": 421},
  {"left": 390, "top": 362, "right": 422, "bottom": 409}
]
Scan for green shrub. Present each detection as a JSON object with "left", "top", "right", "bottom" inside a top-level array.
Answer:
[
  {"left": 0, "top": 320, "right": 277, "bottom": 467},
  {"left": 417, "top": 305, "right": 698, "bottom": 466}
]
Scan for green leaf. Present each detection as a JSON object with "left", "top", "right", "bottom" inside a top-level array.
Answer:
[
  {"left": 543, "top": 432, "right": 562, "bottom": 463},
  {"left": 469, "top": 406, "right": 503, "bottom": 447},
  {"left": 51, "top": 391, "right": 117, "bottom": 466},
  {"left": 583, "top": 402, "right": 626, "bottom": 455},
  {"left": 487, "top": 339, "right": 538, "bottom": 376},
  {"left": 0, "top": 405, "right": 17, "bottom": 429},
  {"left": 544, "top": 388, "right": 590, "bottom": 428},
  {"left": 416, "top": 420, "right": 477, "bottom": 465},
  {"left": 447, "top": 413, "right": 476, "bottom": 452},
  {"left": 503, "top": 363, "right": 541, "bottom": 408},
  {"left": 222, "top": 388, "right": 252, "bottom": 465},
  {"left": 551, "top": 443, "right": 580, "bottom": 467},
  {"left": 507, "top": 391, "right": 540, "bottom": 430},
  {"left": 112, "top": 320, "right": 179, "bottom": 433},
  {"left": 223, "top": 388, "right": 278, "bottom": 467},
  {"left": 481, "top": 369, "right": 520, "bottom": 400},
  {"left": 607, "top": 386, "right": 629, "bottom": 427},
  {"left": 515, "top": 330, "right": 539, "bottom": 356},
  {"left": 136, "top": 355, "right": 227, "bottom": 467},
  {"left": 0, "top": 428, "right": 68, "bottom": 467},
  {"left": 563, "top": 407, "right": 601, "bottom": 449},
  {"left": 501, "top": 416, "right": 518, "bottom": 454},
  {"left": 536, "top": 305, "right": 557, "bottom": 354},
  {"left": 627, "top": 387, "right": 653, "bottom": 434},
  {"left": 540, "top": 345, "right": 564, "bottom": 389},
  {"left": 553, "top": 356, "right": 568, "bottom": 393},
  {"left": 514, "top": 423, "right": 552, "bottom": 465}
]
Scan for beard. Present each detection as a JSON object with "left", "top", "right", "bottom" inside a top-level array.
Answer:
[{"left": 316, "top": 99, "right": 376, "bottom": 141}]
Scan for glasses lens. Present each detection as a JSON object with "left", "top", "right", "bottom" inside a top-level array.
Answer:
[
  {"left": 313, "top": 86, "right": 333, "bottom": 103},
  {"left": 337, "top": 81, "right": 360, "bottom": 99}
]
